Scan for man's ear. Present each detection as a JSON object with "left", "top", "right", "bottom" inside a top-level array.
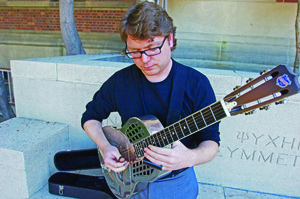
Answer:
[{"left": 168, "top": 33, "right": 174, "bottom": 48}]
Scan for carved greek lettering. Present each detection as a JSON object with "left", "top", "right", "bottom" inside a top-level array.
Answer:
[
  {"left": 237, "top": 131, "right": 249, "bottom": 143},
  {"left": 291, "top": 155, "right": 300, "bottom": 167},
  {"left": 252, "top": 133, "right": 264, "bottom": 145},
  {"left": 281, "top": 137, "right": 295, "bottom": 149},
  {"left": 258, "top": 151, "right": 273, "bottom": 163},
  {"left": 276, "top": 153, "right": 288, "bottom": 166},
  {"left": 266, "top": 135, "right": 280, "bottom": 147},
  {"left": 227, "top": 147, "right": 239, "bottom": 158},
  {"left": 241, "top": 149, "right": 256, "bottom": 161},
  {"left": 218, "top": 130, "right": 300, "bottom": 168}
]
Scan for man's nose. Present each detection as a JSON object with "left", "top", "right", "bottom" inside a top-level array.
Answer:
[{"left": 141, "top": 52, "right": 150, "bottom": 63}]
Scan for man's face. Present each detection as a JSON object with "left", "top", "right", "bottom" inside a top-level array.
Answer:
[{"left": 126, "top": 34, "right": 174, "bottom": 82}]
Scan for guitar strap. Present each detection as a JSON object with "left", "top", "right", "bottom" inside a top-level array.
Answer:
[{"left": 166, "top": 62, "right": 188, "bottom": 126}]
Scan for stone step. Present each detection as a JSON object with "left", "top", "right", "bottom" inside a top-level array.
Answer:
[{"left": 0, "top": 117, "right": 69, "bottom": 199}]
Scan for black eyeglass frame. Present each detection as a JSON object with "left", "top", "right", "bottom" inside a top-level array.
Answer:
[{"left": 124, "top": 36, "right": 168, "bottom": 59}]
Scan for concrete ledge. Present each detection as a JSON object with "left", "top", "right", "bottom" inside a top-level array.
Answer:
[{"left": 0, "top": 117, "right": 69, "bottom": 199}]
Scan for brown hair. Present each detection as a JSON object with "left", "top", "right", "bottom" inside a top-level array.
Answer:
[{"left": 119, "top": 1, "right": 177, "bottom": 51}]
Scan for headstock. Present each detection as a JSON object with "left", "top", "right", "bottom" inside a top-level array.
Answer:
[{"left": 223, "top": 65, "right": 300, "bottom": 116}]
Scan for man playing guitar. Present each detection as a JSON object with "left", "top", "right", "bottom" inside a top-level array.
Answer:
[{"left": 82, "top": 2, "right": 220, "bottom": 198}]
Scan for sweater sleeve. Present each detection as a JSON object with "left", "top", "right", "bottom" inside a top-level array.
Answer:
[
  {"left": 81, "top": 75, "right": 117, "bottom": 128},
  {"left": 186, "top": 68, "right": 221, "bottom": 146}
]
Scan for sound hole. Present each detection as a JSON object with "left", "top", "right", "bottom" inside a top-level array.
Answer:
[
  {"left": 126, "top": 123, "right": 145, "bottom": 143},
  {"left": 132, "top": 160, "right": 155, "bottom": 177}
]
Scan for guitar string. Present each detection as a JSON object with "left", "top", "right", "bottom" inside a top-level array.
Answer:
[
  {"left": 142, "top": 102, "right": 225, "bottom": 147},
  {"left": 118, "top": 106, "right": 226, "bottom": 158},
  {"left": 112, "top": 72, "right": 275, "bottom": 179},
  {"left": 119, "top": 77, "right": 274, "bottom": 157},
  {"left": 121, "top": 87, "right": 271, "bottom": 157},
  {"left": 118, "top": 101, "right": 228, "bottom": 157},
  {"left": 140, "top": 75, "right": 273, "bottom": 150},
  {"left": 119, "top": 101, "right": 227, "bottom": 156}
]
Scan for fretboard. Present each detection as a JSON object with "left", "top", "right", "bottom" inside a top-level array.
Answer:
[{"left": 134, "top": 100, "right": 228, "bottom": 158}]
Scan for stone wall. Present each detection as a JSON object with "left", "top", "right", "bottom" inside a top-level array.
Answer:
[
  {"left": 0, "top": 0, "right": 297, "bottom": 73},
  {"left": 0, "top": 0, "right": 134, "bottom": 69}
]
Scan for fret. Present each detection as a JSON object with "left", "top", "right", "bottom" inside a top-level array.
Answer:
[
  {"left": 168, "top": 126, "right": 179, "bottom": 141},
  {"left": 209, "top": 106, "right": 217, "bottom": 122},
  {"left": 160, "top": 131, "right": 167, "bottom": 146},
  {"left": 211, "top": 101, "right": 227, "bottom": 121},
  {"left": 141, "top": 140, "right": 147, "bottom": 149},
  {"left": 149, "top": 135, "right": 158, "bottom": 147},
  {"left": 172, "top": 124, "right": 184, "bottom": 139},
  {"left": 164, "top": 129, "right": 174, "bottom": 143},
  {"left": 154, "top": 132, "right": 162, "bottom": 147},
  {"left": 139, "top": 143, "right": 144, "bottom": 156},
  {"left": 138, "top": 143, "right": 143, "bottom": 155},
  {"left": 204, "top": 108, "right": 216, "bottom": 125},
  {"left": 202, "top": 106, "right": 218, "bottom": 126},
  {"left": 134, "top": 143, "right": 142, "bottom": 158},
  {"left": 200, "top": 110, "right": 207, "bottom": 126},
  {"left": 178, "top": 122, "right": 185, "bottom": 137},
  {"left": 149, "top": 135, "right": 156, "bottom": 146},
  {"left": 186, "top": 117, "right": 198, "bottom": 133},
  {"left": 145, "top": 137, "right": 150, "bottom": 147},
  {"left": 158, "top": 133, "right": 164, "bottom": 147},
  {"left": 193, "top": 112, "right": 206, "bottom": 130},
  {"left": 158, "top": 133, "right": 165, "bottom": 147},
  {"left": 138, "top": 142, "right": 145, "bottom": 157},
  {"left": 153, "top": 133, "right": 160, "bottom": 147},
  {"left": 184, "top": 118, "right": 192, "bottom": 135},
  {"left": 192, "top": 115, "right": 199, "bottom": 130},
  {"left": 179, "top": 120, "right": 190, "bottom": 136}
]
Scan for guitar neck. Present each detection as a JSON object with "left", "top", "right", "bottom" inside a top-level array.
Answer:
[{"left": 134, "top": 100, "right": 229, "bottom": 158}]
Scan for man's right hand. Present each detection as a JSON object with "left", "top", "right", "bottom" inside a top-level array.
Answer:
[{"left": 102, "top": 144, "right": 129, "bottom": 173}]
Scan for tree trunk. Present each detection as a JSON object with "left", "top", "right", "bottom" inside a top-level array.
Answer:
[
  {"left": 294, "top": 0, "right": 300, "bottom": 75},
  {"left": 59, "top": 0, "right": 86, "bottom": 55},
  {"left": 0, "top": 74, "right": 15, "bottom": 123}
]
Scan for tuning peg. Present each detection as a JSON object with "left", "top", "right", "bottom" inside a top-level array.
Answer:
[
  {"left": 233, "top": 86, "right": 240, "bottom": 91},
  {"left": 246, "top": 78, "right": 254, "bottom": 83},
  {"left": 259, "top": 105, "right": 270, "bottom": 110},
  {"left": 245, "top": 110, "right": 256, "bottom": 115},
  {"left": 260, "top": 69, "right": 269, "bottom": 75},
  {"left": 275, "top": 99, "right": 286, "bottom": 105}
]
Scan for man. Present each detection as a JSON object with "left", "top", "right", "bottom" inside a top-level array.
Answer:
[{"left": 81, "top": 2, "right": 220, "bottom": 198}]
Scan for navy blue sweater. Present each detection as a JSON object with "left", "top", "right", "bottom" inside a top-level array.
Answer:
[{"left": 81, "top": 60, "right": 220, "bottom": 147}]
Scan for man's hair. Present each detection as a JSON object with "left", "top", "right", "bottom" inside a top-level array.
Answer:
[{"left": 120, "top": 1, "right": 177, "bottom": 51}]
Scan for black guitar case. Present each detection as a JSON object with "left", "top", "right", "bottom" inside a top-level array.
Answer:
[{"left": 48, "top": 148, "right": 117, "bottom": 199}]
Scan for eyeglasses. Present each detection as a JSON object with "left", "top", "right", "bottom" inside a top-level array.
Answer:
[{"left": 125, "top": 36, "right": 168, "bottom": 59}]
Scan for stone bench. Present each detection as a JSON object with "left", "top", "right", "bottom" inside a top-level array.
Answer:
[{"left": 0, "top": 117, "right": 69, "bottom": 199}]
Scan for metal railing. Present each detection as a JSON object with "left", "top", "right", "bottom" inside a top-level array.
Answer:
[{"left": 0, "top": 69, "right": 14, "bottom": 104}]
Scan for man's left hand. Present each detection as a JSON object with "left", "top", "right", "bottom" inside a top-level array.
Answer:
[{"left": 143, "top": 141, "right": 193, "bottom": 171}]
